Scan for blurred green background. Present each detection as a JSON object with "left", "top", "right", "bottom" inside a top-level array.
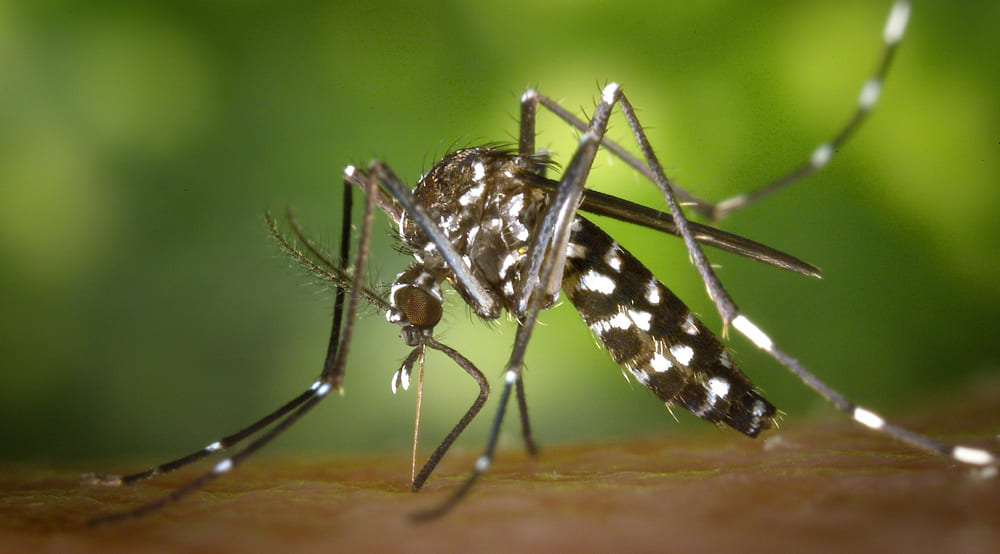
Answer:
[{"left": 1, "top": 1, "right": 998, "bottom": 465}]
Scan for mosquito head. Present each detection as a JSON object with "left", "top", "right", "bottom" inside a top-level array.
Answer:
[
  {"left": 393, "top": 285, "right": 444, "bottom": 346},
  {"left": 387, "top": 265, "right": 445, "bottom": 346}
]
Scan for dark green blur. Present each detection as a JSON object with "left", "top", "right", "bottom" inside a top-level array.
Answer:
[{"left": 2, "top": 1, "right": 998, "bottom": 463}]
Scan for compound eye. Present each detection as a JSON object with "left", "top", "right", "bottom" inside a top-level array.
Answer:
[{"left": 395, "top": 286, "right": 443, "bottom": 329}]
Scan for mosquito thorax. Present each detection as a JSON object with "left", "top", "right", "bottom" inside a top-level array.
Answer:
[{"left": 393, "top": 148, "right": 553, "bottom": 321}]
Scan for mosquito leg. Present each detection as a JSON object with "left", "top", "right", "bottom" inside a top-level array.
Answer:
[
  {"left": 411, "top": 366, "right": 512, "bottom": 522},
  {"left": 733, "top": 316, "right": 997, "bottom": 468},
  {"left": 526, "top": 88, "right": 703, "bottom": 208},
  {"left": 519, "top": 88, "right": 538, "bottom": 156},
  {"left": 515, "top": 375, "right": 539, "bottom": 457},
  {"left": 527, "top": 1, "right": 912, "bottom": 222},
  {"left": 415, "top": 84, "right": 625, "bottom": 520},
  {"left": 83, "top": 170, "right": 366, "bottom": 490},
  {"left": 710, "top": 0, "right": 911, "bottom": 220},
  {"left": 515, "top": 91, "right": 554, "bottom": 459},
  {"left": 319, "top": 167, "right": 356, "bottom": 386},
  {"left": 410, "top": 339, "right": 490, "bottom": 492},
  {"left": 611, "top": 84, "right": 996, "bottom": 471},
  {"left": 88, "top": 161, "right": 380, "bottom": 525},
  {"left": 88, "top": 390, "right": 328, "bottom": 526},
  {"left": 81, "top": 388, "right": 317, "bottom": 487},
  {"left": 514, "top": 84, "right": 620, "bottom": 315}
]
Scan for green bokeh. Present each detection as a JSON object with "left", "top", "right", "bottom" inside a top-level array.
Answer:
[{"left": 1, "top": 1, "right": 998, "bottom": 463}]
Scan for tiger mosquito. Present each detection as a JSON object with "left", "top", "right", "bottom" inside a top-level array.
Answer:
[{"left": 84, "top": 0, "right": 996, "bottom": 525}]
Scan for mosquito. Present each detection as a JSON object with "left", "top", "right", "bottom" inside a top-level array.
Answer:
[{"left": 84, "top": 0, "right": 996, "bottom": 525}]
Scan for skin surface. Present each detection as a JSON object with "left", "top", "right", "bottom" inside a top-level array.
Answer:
[{"left": 3, "top": 376, "right": 998, "bottom": 554}]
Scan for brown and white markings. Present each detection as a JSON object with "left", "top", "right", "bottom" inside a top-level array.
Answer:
[
  {"left": 391, "top": 145, "right": 777, "bottom": 439},
  {"left": 84, "top": 0, "right": 996, "bottom": 525},
  {"left": 563, "top": 215, "right": 775, "bottom": 437}
]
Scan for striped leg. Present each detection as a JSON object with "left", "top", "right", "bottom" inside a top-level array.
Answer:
[
  {"left": 522, "top": 1, "right": 913, "bottom": 222},
  {"left": 86, "top": 163, "right": 380, "bottom": 525}
]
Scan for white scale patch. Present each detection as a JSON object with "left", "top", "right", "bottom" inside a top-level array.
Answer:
[
  {"left": 706, "top": 377, "right": 730, "bottom": 402},
  {"left": 506, "top": 193, "right": 524, "bottom": 217},
  {"left": 602, "top": 82, "right": 620, "bottom": 104},
  {"left": 472, "top": 161, "right": 486, "bottom": 182},
  {"left": 589, "top": 308, "right": 654, "bottom": 336},
  {"left": 389, "top": 281, "right": 408, "bottom": 302},
  {"left": 499, "top": 252, "right": 519, "bottom": 278},
  {"left": 604, "top": 244, "right": 623, "bottom": 272},
  {"left": 650, "top": 352, "right": 672, "bottom": 373},
  {"left": 578, "top": 269, "right": 616, "bottom": 295},
  {"left": 567, "top": 242, "right": 587, "bottom": 259},
  {"left": 669, "top": 344, "right": 694, "bottom": 366},
  {"left": 858, "top": 78, "right": 881, "bottom": 109},
  {"left": 475, "top": 455, "right": 491, "bottom": 472},
  {"left": 732, "top": 315, "right": 774, "bottom": 351},
  {"left": 391, "top": 368, "right": 410, "bottom": 394},
  {"left": 459, "top": 182, "right": 485, "bottom": 206},
  {"left": 693, "top": 378, "right": 730, "bottom": 417},
  {"left": 953, "top": 446, "right": 996, "bottom": 466},
  {"left": 414, "top": 271, "right": 435, "bottom": 288},
  {"left": 627, "top": 309, "right": 652, "bottom": 331},
  {"left": 439, "top": 213, "right": 457, "bottom": 233},
  {"left": 810, "top": 143, "right": 833, "bottom": 169},
  {"left": 680, "top": 314, "right": 698, "bottom": 335},
  {"left": 629, "top": 366, "right": 650, "bottom": 386},
  {"left": 609, "top": 312, "right": 633, "bottom": 330},
  {"left": 645, "top": 279, "right": 661, "bottom": 305},
  {"left": 884, "top": 0, "right": 910, "bottom": 44},
  {"left": 507, "top": 218, "right": 529, "bottom": 242},
  {"left": 212, "top": 458, "right": 233, "bottom": 474},
  {"left": 589, "top": 311, "right": 632, "bottom": 335},
  {"left": 505, "top": 193, "right": 530, "bottom": 240},
  {"left": 853, "top": 407, "right": 885, "bottom": 430},
  {"left": 745, "top": 401, "right": 767, "bottom": 434}
]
